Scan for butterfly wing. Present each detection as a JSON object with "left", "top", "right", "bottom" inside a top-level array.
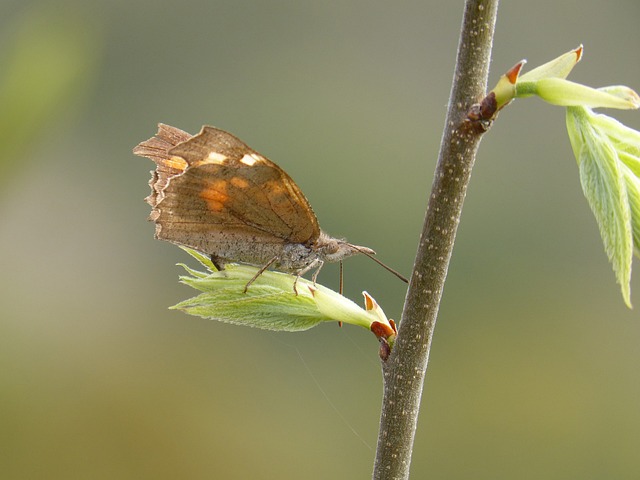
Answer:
[
  {"left": 133, "top": 123, "right": 192, "bottom": 209},
  {"left": 134, "top": 125, "right": 321, "bottom": 262}
]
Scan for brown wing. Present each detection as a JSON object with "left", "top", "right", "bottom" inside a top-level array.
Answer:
[
  {"left": 133, "top": 124, "right": 320, "bottom": 255},
  {"left": 133, "top": 124, "right": 192, "bottom": 209}
]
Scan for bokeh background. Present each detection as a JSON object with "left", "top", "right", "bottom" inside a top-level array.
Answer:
[{"left": 1, "top": 1, "right": 639, "bottom": 478}]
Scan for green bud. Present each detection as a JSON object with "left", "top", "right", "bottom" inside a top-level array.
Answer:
[
  {"left": 518, "top": 45, "right": 582, "bottom": 83},
  {"left": 487, "top": 46, "right": 582, "bottom": 111},
  {"left": 491, "top": 60, "right": 525, "bottom": 111},
  {"left": 521, "top": 78, "right": 640, "bottom": 109},
  {"left": 171, "top": 248, "right": 398, "bottom": 343}
]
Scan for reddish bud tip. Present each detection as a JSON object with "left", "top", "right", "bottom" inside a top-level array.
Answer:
[
  {"left": 364, "top": 292, "right": 374, "bottom": 310},
  {"left": 506, "top": 60, "right": 526, "bottom": 84},
  {"left": 371, "top": 321, "right": 395, "bottom": 340}
]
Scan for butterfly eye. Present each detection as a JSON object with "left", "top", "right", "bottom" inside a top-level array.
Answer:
[
  {"left": 320, "top": 241, "right": 356, "bottom": 262},
  {"left": 326, "top": 244, "right": 341, "bottom": 254},
  {"left": 320, "top": 238, "right": 343, "bottom": 255}
]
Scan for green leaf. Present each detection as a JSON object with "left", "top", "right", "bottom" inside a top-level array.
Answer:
[
  {"left": 592, "top": 113, "right": 640, "bottom": 159},
  {"left": 619, "top": 161, "right": 640, "bottom": 257},
  {"left": 520, "top": 79, "right": 640, "bottom": 109},
  {"left": 171, "top": 248, "right": 395, "bottom": 333},
  {"left": 587, "top": 113, "right": 640, "bottom": 255},
  {"left": 518, "top": 45, "right": 582, "bottom": 83},
  {"left": 172, "top": 283, "right": 330, "bottom": 331},
  {"left": 566, "top": 107, "right": 634, "bottom": 307}
]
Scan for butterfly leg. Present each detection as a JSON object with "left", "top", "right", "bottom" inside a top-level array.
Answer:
[
  {"left": 210, "top": 255, "right": 226, "bottom": 272},
  {"left": 243, "top": 256, "right": 278, "bottom": 293},
  {"left": 295, "top": 259, "right": 324, "bottom": 284},
  {"left": 292, "top": 276, "right": 300, "bottom": 296},
  {"left": 310, "top": 260, "right": 324, "bottom": 284},
  {"left": 290, "top": 259, "right": 323, "bottom": 295}
]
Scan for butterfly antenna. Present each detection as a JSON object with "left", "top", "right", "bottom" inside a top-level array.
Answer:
[{"left": 349, "top": 245, "right": 409, "bottom": 283}]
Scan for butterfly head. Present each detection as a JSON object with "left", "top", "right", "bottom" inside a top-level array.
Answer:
[
  {"left": 314, "top": 232, "right": 375, "bottom": 263},
  {"left": 314, "top": 232, "right": 409, "bottom": 283}
]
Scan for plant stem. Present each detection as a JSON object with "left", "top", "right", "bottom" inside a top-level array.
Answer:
[{"left": 372, "top": 1, "right": 499, "bottom": 478}]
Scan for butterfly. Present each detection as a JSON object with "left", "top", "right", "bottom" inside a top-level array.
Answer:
[{"left": 133, "top": 124, "right": 407, "bottom": 291}]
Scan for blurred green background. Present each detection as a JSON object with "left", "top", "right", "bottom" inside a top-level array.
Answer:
[{"left": 1, "top": 1, "right": 639, "bottom": 478}]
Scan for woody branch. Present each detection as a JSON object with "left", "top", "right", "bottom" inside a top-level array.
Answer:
[{"left": 372, "top": 1, "right": 499, "bottom": 479}]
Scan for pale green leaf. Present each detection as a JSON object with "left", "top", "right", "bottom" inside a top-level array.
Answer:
[
  {"left": 171, "top": 248, "right": 391, "bottom": 332},
  {"left": 526, "top": 79, "right": 640, "bottom": 109},
  {"left": 172, "top": 284, "right": 330, "bottom": 331},
  {"left": 619, "top": 163, "right": 640, "bottom": 257},
  {"left": 566, "top": 107, "right": 633, "bottom": 307},
  {"left": 592, "top": 113, "right": 640, "bottom": 159},
  {"left": 584, "top": 112, "right": 640, "bottom": 255},
  {"left": 518, "top": 45, "right": 582, "bottom": 83}
]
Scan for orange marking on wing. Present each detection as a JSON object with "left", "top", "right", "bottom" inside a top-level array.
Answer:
[
  {"left": 200, "top": 180, "right": 229, "bottom": 212},
  {"left": 265, "top": 180, "right": 286, "bottom": 194},
  {"left": 166, "top": 155, "right": 188, "bottom": 171},
  {"left": 230, "top": 176, "right": 249, "bottom": 188}
]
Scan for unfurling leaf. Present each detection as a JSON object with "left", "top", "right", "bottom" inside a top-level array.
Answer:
[
  {"left": 171, "top": 248, "right": 398, "bottom": 348},
  {"left": 566, "top": 107, "right": 638, "bottom": 307}
]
